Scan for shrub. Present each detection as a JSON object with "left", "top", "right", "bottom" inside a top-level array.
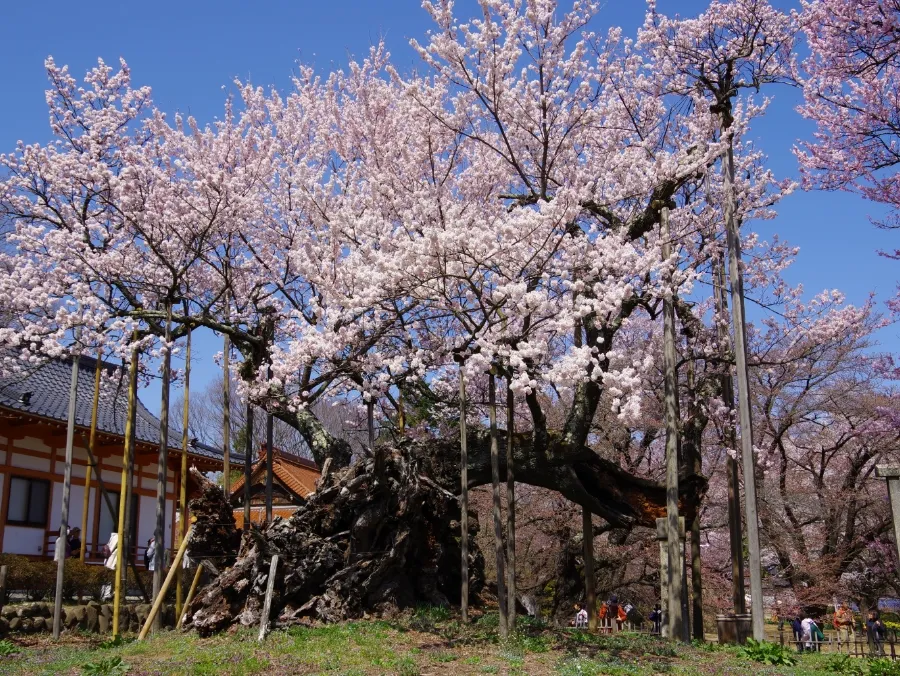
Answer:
[
  {"left": 869, "top": 659, "right": 900, "bottom": 676},
  {"left": 81, "top": 656, "right": 129, "bottom": 675},
  {"left": 738, "top": 639, "right": 797, "bottom": 666},
  {"left": 823, "top": 654, "right": 866, "bottom": 675},
  {"left": 0, "top": 639, "right": 19, "bottom": 656}
]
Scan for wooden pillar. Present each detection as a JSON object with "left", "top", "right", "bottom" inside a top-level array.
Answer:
[
  {"left": 265, "top": 368, "right": 274, "bottom": 524},
  {"left": 53, "top": 352, "right": 79, "bottom": 639}
]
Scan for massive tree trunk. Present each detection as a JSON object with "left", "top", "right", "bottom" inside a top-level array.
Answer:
[{"left": 185, "top": 433, "right": 703, "bottom": 634}]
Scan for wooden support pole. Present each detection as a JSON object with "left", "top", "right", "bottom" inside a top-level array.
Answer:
[
  {"left": 876, "top": 467, "right": 900, "bottom": 572},
  {"left": 176, "top": 327, "right": 191, "bottom": 619},
  {"left": 80, "top": 354, "right": 103, "bottom": 562},
  {"left": 723, "top": 137, "right": 764, "bottom": 641},
  {"left": 458, "top": 362, "right": 469, "bottom": 623},
  {"left": 657, "top": 517, "right": 685, "bottom": 640},
  {"left": 265, "top": 368, "right": 274, "bottom": 524},
  {"left": 583, "top": 507, "right": 597, "bottom": 631},
  {"left": 258, "top": 554, "right": 279, "bottom": 642},
  {"left": 153, "top": 303, "right": 172, "bottom": 632},
  {"left": 175, "top": 563, "right": 205, "bottom": 630},
  {"left": 113, "top": 343, "right": 139, "bottom": 637},
  {"left": 506, "top": 377, "right": 516, "bottom": 631},
  {"left": 488, "top": 372, "right": 508, "bottom": 639},
  {"left": 714, "top": 251, "right": 746, "bottom": 615},
  {"left": 243, "top": 403, "right": 253, "bottom": 531},
  {"left": 53, "top": 352, "right": 80, "bottom": 639},
  {"left": 661, "top": 207, "right": 685, "bottom": 642},
  {"left": 137, "top": 525, "right": 194, "bottom": 640}
]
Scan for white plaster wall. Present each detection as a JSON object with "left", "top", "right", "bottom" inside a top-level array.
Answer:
[
  {"left": 16, "top": 436, "right": 51, "bottom": 453},
  {"left": 3, "top": 525, "right": 46, "bottom": 555},
  {"left": 10, "top": 451, "right": 51, "bottom": 472}
]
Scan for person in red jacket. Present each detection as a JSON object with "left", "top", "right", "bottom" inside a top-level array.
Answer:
[{"left": 598, "top": 594, "right": 628, "bottom": 632}]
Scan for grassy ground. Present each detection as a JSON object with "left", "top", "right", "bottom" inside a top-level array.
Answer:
[{"left": 0, "top": 609, "right": 886, "bottom": 675}]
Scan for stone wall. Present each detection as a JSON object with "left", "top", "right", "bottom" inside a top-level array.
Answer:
[{"left": 0, "top": 602, "right": 177, "bottom": 636}]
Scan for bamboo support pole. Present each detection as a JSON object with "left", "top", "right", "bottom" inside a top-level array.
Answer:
[
  {"left": 0, "top": 566, "right": 7, "bottom": 615},
  {"left": 176, "top": 327, "right": 192, "bottom": 619},
  {"left": 488, "top": 372, "right": 508, "bottom": 639},
  {"left": 113, "top": 342, "right": 140, "bottom": 637},
  {"left": 243, "top": 403, "right": 253, "bottom": 530},
  {"left": 52, "top": 351, "right": 80, "bottom": 639},
  {"left": 152, "top": 303, "right": 172, "bottom": 632},
  {"left": 258, "top": 554, "right": 279, "bottom": 642},
  {"left": 265, "top": 367, "right": 274, "bottom": 523},
  {"left": 506, "top": 376, "right": 516, "bottom": 630},
  {"left": 223, "top": 297, "right": 231, "bottom": 495},
  {"left": 458, "top": 362, "right": 469, "bottom": 623},
  {"left": 80, "top": 354, "right": 103, "bottom": 562},
  {"left": 175, "top": 562, "right": 205, "bottom": 630},
  {"left": 137, "top": 525, "right": 194, "bottom": 641}
]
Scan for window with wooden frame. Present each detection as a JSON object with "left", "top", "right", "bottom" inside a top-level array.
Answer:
[{"left": 6, "top": 476, "right": 50, "bottom": 527}]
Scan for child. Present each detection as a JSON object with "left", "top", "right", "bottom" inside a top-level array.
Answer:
[{"left": 574, "top": 604, "right": 588, "bottom": 629}]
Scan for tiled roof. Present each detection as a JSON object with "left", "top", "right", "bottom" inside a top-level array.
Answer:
[
  {"left": 232, "top": 506, "right": 298, "bottom": 529},
  {"left": 230, "top": 447, "right": 319, "bottom": 502},
  {"left": 0, "top": 354, "right": 243, "bottom": 466}
]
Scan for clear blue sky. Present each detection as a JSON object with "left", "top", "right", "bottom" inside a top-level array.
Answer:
[{"left": 2, "top": 0, "right": 896, "bottom": 413}]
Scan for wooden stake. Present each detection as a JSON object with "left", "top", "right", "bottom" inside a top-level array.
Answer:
[
  {"left": 80, "top": 353, "right": 103, "bottom": 562},
  {"left": 244, "top": 403, "right": 253, "bottom": 531},
  {"left": 489, "top": 372, "right": 508, "bottom": 639},
  {"left": 458, "top": 363, "right": 469, "bottom": 623},
  {"left": 723, "top": 137, "right": 764, "bottom": 641},
  {"left": 52, "top": 352, "right": 79, "bottom": 639},
  {"left": 175, "top": 562, "right": 205, "bottom": 630},
  {"left": 661, "top": 206, "right": 685, "bottom": 642},
  {"left": 176, "top": 326, "right": 191, "bottom": 620},
  {"left": 113, "top": 342, "right": 139, "bottom": 637},
  {"left": 153, "top": 303, "right": 172, "bottom": 632},
  {"left": 583, "top": 507, "right": 596, "bottom": 631},
  {"left": 258, "top": 554, "right": 279, "bottom": 642},
  {"left": 505, "top": 377, "right": 516, "bottom": 631},
  {"left": 138, "top": 524, "right": 193, "bottom": 640}
]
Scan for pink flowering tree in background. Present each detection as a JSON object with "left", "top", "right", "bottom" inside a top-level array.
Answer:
[{"left": 798, "top": 0, "right": 900, "bottom": 237}]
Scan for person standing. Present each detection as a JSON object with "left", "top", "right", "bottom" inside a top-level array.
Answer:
[
  {"left": 649, "top": 604, "right": 662, "bottom": 635},
  {"left": 833, "top": 602, "right": 855, "bottom": 652},
  {"left": 867, "top": 610, "right": 887, "bottom": 656},
  {"left": 145, "top": 536, "right": 156, "bottom": 571}
]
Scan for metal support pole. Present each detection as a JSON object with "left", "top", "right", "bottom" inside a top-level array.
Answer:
[
  {"left": 243, "top": 403, "right": 254, "bottom": 530},
  {"left": 52, "top": 352, "right": 79, "bottom": 639},
  {"left": 222, "top": 299, "right": 231, "bottom": 495},
  {"left": 265, "top": 368, "right": 274, "bottom": 524}
]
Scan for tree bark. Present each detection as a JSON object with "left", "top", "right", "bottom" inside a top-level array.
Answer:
[
  {"left": 459, "top": 365, "right": 470, "bottom": 623},
  {"left": 153, "top": 304, "right": 172, "bottom": 632},
  {"left": 583, "top": 507, "right": 596, "bottom": 631}
]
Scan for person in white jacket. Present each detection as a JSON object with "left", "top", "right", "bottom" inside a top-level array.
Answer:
[{"left": 100, "top": 533, "right": 118, "bottom": 601}]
